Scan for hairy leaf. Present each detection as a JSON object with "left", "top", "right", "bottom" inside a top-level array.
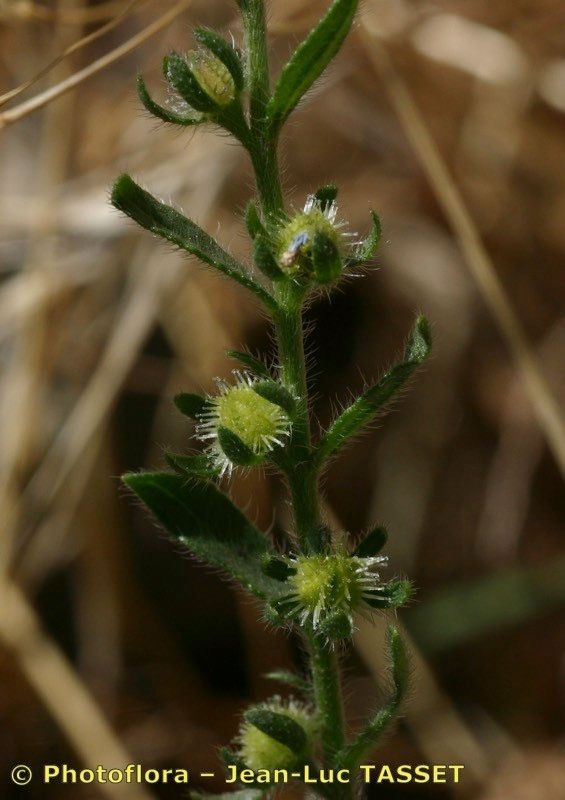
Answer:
[
  {"left": 365, "top": 579, "right": 413, "bottom": 610},
  {"left": 244, "top": 707, "right": 307, "bottom": 753},
  {"left": 123, "top": 472, "right": 281, "bottom": 598},
  {"left": 137, "top": 74, "right": 202, "bottom": 126},
  {"left": 312, "top": 231, "right": 342, "bottom": 284},
  {"left": 267, "top": 0, "right": 359, "bottom": 134},
  {"left": 353, "top": 526, "right": 388, "bottom": 557},
  {"left": 217, "top": 427, "right": 261, "bottom": 467},
  {"left": 111, "top": 175, "right": 276, "bottom": 310},
  {"left": 254, "top": 234, "right": 284, "bottom": 280},
  {"left": 253, "top": 380, "right": 296, "bottom": 415},
  {"left": 314, "top": 184, "right": 338, "bottom": 212},
  {"left": 348, "top": 210, "right": 382, "bottom": 267},
  {"left": 194, "top": 26, "right": 244, "bottom": 91},
  {"left": 265, "top": 670, "right": 312, "bottom": 696},
  {"left": 226, "top": 350, "right": 271, "bottom": 379},
  {"left": 174, "top": 392, "right": 207, "bottom": 420},
  {"left": 314, "top": 316, "right": 431, "bottom": 465},
  {"left": 164, "top": 51, "right": 219, "bottom": 113},
  {"left": 337, "top": 625, "right": 408, "bottom": 769},
  {"left": 165, "top": 452, "right": 220, "bottom": 479},
  {"left": 244, "top": 199, "right": 267, "bottom": 240}
]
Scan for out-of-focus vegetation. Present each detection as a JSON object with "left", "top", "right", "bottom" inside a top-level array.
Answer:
[{"left": 0, "top": 1, "right": 563, "bottom": 798}]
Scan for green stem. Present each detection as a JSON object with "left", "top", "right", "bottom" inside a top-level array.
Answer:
[
  {"left": 241, "top": 3, "right": 348, "bottom": 794},
  {"left": 240, "top": 0, "right": 284, "bottom": 219},
  {"left": 310, "top": 636, "right": 354, "bottom": 800}
]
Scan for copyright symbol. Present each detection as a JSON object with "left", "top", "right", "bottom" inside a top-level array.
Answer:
[{"left": 11, "top": 765, "right": 32, "bottom": 786}]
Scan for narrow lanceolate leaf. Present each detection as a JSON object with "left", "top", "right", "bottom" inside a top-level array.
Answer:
[
  {"left": 137, "top": 75, "right": 202, "bottom": 126},
  {"left": 253, "top": 380, "right": 296, "bottom": 416},
  {"left": 266, "top": 0, "right": 359, "bottom": 134},
  {"left": 353, "top": 526, "right": 388, "bottom": 558},
  {"left": 314, "top": 184, "right": 338, "bottom": 212},
  {"left": 348, "top": 211, "right": 382, "bottom": 267},
  {"left": 337, "top": 626, "right": 408, "bottom": 770},
  {"left": 312, "top": 231, "right": 342, "bottom": 284},
  {"left": 244, "top": 199, "right": 266, "bottom": 240},
  {"left": 164, "top": 51, "right": 219, "bottom": 114},
  {"left": 254, "top": 234, "right": 284, "bottom": 280},
  {"left": 244, "top": 707, "right": 307, "bottom": 754},
  {"left": 123, "top": 472, "right": 282, "bottom": 598},
  {"left": 226, "top": 349, "right": 271, "bottom": 379},
  {"left": 194, "top": 26, "right": 244, "bottom": 91},
  {"left": 174, "top": 392, "right": 207, "bottom": 420},
  {"left": 165, "top": 452, "right": 220, "bottom": 479},
  {"left": 261, "top": 554, "right": 296, "bottom": 582},
  {"left": 314, "top": 315, "right": 431, "bottom": 466},
  {"left": 388, "top": 625, "right": 410, "bottom": 702},
  {"left": 111, "top": 175, "right": 277, "bottom": 310},
  {"left": 217, "top": 427, "right": 260, "bottom": 467},
  {"left": 364, "top": 579, "right": 413, "bottom": 610},
  {"left": 265, "top": 670, "right": 312, "bottom": 697}
]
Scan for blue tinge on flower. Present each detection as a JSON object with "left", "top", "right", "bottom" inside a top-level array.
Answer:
[
  {"left": 275, "top": 550, "right": 388, "bottom": 639},
  {"left": 277, "top": 195, "right": 356, "bottom": 275},
  {"left": 196, "top": 372, "right": 291, "bottom": 477}
]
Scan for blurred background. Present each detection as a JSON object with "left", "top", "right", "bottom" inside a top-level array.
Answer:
[{"left": 1, "top": 0, "right": 564, "bottom": 798}]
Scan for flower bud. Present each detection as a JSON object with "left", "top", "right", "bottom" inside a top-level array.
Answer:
[
  {"left": 278, "top": 550, "right": 388, "bottom": 639},
  {"left": 238, "top": 699, "right": 315, "bottom": 772},
  {"left": 277, "top": 194, "right": 350, "bottom": 283},
  {"left": 196, "top": 372, "right": 291, "bottom": 477},
  {"left": 187, "top": 48, "right": 236, "bottom": 107}
]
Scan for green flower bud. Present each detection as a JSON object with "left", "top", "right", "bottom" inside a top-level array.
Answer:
[
  {"left": 187, "top": 48, "right": 236, "bottom": 107},
  {"left": 237, "top": 699, "right": 315, "bottom": 772},
  {"left": 279, "top": 550, "right": 389, "bottom": 639},
  {"left": 276, "top": 194, "right": 352, "bottom": 282},
  {"left": 196, "top": 372, "right": 291, "bottom": 477}
]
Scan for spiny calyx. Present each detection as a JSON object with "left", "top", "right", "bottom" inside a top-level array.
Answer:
[
  {"left": 263, "top": 542, "right": 412, "bottom": 642},
  {"left": 237, "top": 698, "right": 315, "bottom": 772},
  {"left": 196, "top": 372, "right": 291, "bottom": 477},
  {"left": 277, "top": 194, "right": 352, "bottom": 284}
]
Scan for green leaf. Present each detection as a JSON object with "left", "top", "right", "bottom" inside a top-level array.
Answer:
[
  {"left": 353, "top": 526, "right": 388, "bottom": 557},
  {"left": 244, "top": 707, "right": 307, "bottom": 754},
  {"left": 217, "top": 427, "right": 260, "bottom": 467},
  {"left": 348, "top": 211, "right": 381, "bottom": 267},
  {"left": 261, "top": 554, "right": 296, "bottom": 582},
  {"left": 266, "top": 0, "right": 359, "bottom": 134},
  {"left": 254, "top": 234, "right": 284, "bottom": 280},
  {"left": 164, "top": 51, "right": 219, "bottom": 114},
  {"left": 244, "top": 199, "right": 266, "bottom": 240},
  {"left": 194, "top": 27, "right": 244, "bottom": 91},
  {"left": 123, "top": 472, "right": 282, "bottom": 598},
  {"left": 111, "top": 175, "right": 277, "bottom": 311},
  {"left": 226, "top": 350, "right": 271, "bottom": 379},
  {"left": 314, "top": 184, "right": 338, "bottom": 212},
  {"left": 165, "top": 452, "right": 220, "bottom": 478},
  {"left": 265, "top": 670, "right": 312, "bottom": 696},
  {"left": 365, "top": 579, "right": 413, "bottom": 610},
  {"left": 253, "top": 380, "right": 296, "bottom": 415},
  {"left": 174, "top": 392, "right": 207, "bottom": 420},
  {"left": 312, "top": 231, "right": 342, "bottom": 284},
  {"left": 137, "top": 74, "right": 202, "bottom": 126},
  {"left": 314, "top": 315, "right": 431, "bottom": 465},
  {"left": 337, "top": 625, "right": 408, "bottom": 770},
  {"left": 388, "top": 625, "right": 409, "bottom": 702}
]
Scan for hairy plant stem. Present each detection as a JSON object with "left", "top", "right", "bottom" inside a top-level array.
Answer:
[{"left": 242, "top": 4, "right": 350, "bottom": 794}]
